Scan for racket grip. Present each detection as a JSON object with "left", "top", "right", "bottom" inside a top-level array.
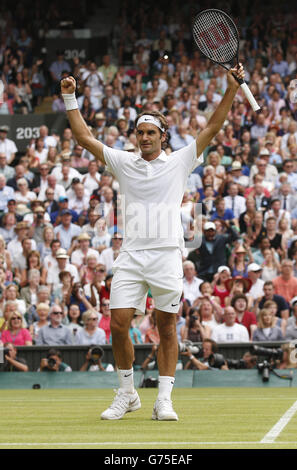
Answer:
[{"left": 240, "top": 81, "right": 261, "bottom": 112}]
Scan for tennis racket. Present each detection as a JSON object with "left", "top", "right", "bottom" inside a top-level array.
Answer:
[{"left": 192, "top": 8, "right": 261, "bottom": 112}]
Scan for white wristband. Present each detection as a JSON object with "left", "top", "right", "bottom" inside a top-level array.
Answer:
[
  {"left": 189, "top": 355, "right": 194, "bottom": 360},
  {"left": 62, "top": 92, "right": 78, "bottom": 111}
]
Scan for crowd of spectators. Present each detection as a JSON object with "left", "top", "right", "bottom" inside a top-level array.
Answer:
[{"left": 1, "top": 0, "right": 297, "bottom": 372}]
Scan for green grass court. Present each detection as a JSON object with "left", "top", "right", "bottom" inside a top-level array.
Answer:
[{"left": 1, "top": 388, "right": 297, "bottom": 449}]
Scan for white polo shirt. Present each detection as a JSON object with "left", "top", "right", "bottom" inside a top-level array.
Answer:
[
  {"left": 103, "top": 140, "right": 202, "bottom": 251},
  {"left": 211, "top": 323, "right": 249, "bottom": 343}
]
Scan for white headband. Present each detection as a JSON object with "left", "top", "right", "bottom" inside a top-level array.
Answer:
[{"left": 137, "top": 115, "right": 165, "bottom": 133}]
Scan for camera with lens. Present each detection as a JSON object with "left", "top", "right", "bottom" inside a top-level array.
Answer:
[
  {"left": 208, "top": 353, "right": 226, "bottom": 369},
  {"left": 250, "top": 345, "right": 284, "bottom": 382},
  {"left": 179, "top": 340, "right": 200, "bottom": 355},
  {"left": 89, "top": 346, "right": 104, "bottom": 364},
  {"left": 226, "top": 358, "right": 248, "bottom": 370},
  {"left": 47, "top": 357, "right": 57, "bottom": 368}
]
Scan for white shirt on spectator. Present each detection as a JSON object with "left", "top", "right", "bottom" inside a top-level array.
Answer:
[
  {"left": 0, "top": 138, "right": 17, "bottom": 161},
  {"left": 249, "top": 278, "right": 265, "bottom": 300},
  {"left": 71, "top": 248, "right": 100, "bottom": 267},
  {"left": 76, "top": 327, "right": 106, "bottom": 345},
  {"left": 183, "top": 276, "right": 203, "bottom": 304},
  {"left": 211, "top": 323, "right": 249, "bottom": 343}
]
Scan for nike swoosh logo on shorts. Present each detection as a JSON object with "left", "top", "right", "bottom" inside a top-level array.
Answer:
[
  {"left": 124, "top": 373, "right": 132, "bottom": 377},
  {"left": 171, "top": 303, "right": 178, "bottom": 307}
]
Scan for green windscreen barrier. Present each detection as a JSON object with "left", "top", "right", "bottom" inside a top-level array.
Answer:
[{"left": 0, "top": 370, "right": 295, "bottom": 389}]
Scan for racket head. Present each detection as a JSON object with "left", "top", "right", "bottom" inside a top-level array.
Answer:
[{"left": 192, "top": 9, "right": 240, "bottom": 68}]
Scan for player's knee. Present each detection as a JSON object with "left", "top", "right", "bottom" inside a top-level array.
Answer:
[
  {"left": 159, "top": 324, "right": 177, "bottom": 342},
  {"left": 110, "top": 317, "right": 128, "bottom": 338}
]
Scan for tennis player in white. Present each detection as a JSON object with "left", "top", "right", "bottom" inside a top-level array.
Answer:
[{"left": 61, "top": 64, "right": 244, "bottom": 421}]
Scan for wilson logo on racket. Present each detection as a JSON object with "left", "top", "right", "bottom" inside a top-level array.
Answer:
[{"left": 199, "top": 23, "right": 230, "bottom": 50}]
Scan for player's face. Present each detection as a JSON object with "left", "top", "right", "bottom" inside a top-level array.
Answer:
[{"left": 136, "top": 123, "right": 165, "bottom": 160}]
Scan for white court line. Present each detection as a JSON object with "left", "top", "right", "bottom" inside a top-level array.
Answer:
[
  {"left": 0, "top": 397, "right": 294, "bottom": 403},
  {"left": 0, "top": 441, "right": 296, "bottom": 447},
  {"left": 261, "top": 400, "right": 297, "bottom": 444}
]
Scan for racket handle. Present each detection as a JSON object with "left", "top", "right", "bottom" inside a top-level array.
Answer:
[{"left": 240, "top": 81, "right": 261, "bottom": 112}]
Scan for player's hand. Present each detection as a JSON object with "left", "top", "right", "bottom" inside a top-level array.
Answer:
[
  {"left": 61, "top": 76, "right": 76, "bottom": 94},
  {"left": 227, "top": 63, "right": 245, "bottom": 90}
]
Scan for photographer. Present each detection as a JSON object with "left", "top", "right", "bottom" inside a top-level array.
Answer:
[
  {"left": 2, "top": 342, "right": 28, "bottom": 372},
  {"left": 181, "top": 339, "right": 228, "bottom": 370},
  {"left": 38, "top": 348, "right": 72, "bottom": 372},
  {"left": 80, "top": 345, "right": 114, "bottom": 372}
]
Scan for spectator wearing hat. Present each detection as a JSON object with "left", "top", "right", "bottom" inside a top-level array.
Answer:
[
  {"left": 285, "top": 297, "right": 297, "bottom": 340},
  {"left": 229, "top": 242, "right": 254, "bottom": 278},
  {"left": 258, "top": 281, "right": 289, "bottom": 320},
  {"left": 7, "top": 222, "right": 37, "bottom": 260},
  {"left": 47, "top": 248, "right": 79, "bottom": 291},
  {"left": 229, "top": 161, "right": 249, "bottom": 188},
  {"left": 247, "top": 263, "right": 265, "bottom": 302},
  {"left": 182, "top": 260, "right": 203, "bottom": 305},
  {"left": 224, "top": 182, "right": 246, "bottom": 220},
  {"left": 224, "top": 276, "right": 253, "bottom": 311},
  {"left": 0, "top": 174, "right": 15, "bottom": 212},
  {"left": 230, "top": 293, "right": 257, "bottom": 339},
  {"left": 187, "top": 221, "right": 239, "bottom": 282},
  {"left": 53, "top": 210, "right": 81, "bottom": 251},
  {"left": 0, "top": 125, "right": 18, "bottom": 165},
  {"left": 50, "top": 196, "right": 79, "bottom": 226},
  {"left": 25, "top": 205, "right": 52, "bottom": 244},
  {"left": 70, "top": 232, "right": 100, "bottom": 270},
  {"left": 93, "top": 112, "right": 107, "bottom": 140},
  {"left": 272, "top": 259, "right": 297, "bottom": 305}
]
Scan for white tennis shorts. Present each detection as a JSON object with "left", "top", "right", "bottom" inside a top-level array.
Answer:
[{"left": 110, "top": 247, "right": 183, "bottom": 314}]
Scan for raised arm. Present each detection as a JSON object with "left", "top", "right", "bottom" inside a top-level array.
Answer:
[
  {"left": 61, "top": 76, "right": 106, "bottom": 165},
  {"left": 195, "top": 65, "right": 245, "bottom": 157}
]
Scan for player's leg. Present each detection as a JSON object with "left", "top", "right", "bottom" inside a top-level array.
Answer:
[
  {"left": 151, "top": 309, "right": 179, "bottom": 421},
  {"left": 101, "top": 307, "right": 141, "bottom": 420}
]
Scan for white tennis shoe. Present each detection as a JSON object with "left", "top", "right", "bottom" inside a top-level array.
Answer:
[
  {"left": 152, "top": 398, "right": 178, "bottom": 421},
  {"left": 101, "top": 389, "right": 141, "bottom": 420}
]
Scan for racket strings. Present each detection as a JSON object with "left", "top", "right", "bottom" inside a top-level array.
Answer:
[{"left": 193, "top": 10, "right": 238, "bottom": 64}]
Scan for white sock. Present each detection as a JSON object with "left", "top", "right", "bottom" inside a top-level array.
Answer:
[
  {"left": 158, "top": 376, "right": 175, "bottom": 400},
  {"left": 117, "top": 368, "right": 135, "bottom": 393}
]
